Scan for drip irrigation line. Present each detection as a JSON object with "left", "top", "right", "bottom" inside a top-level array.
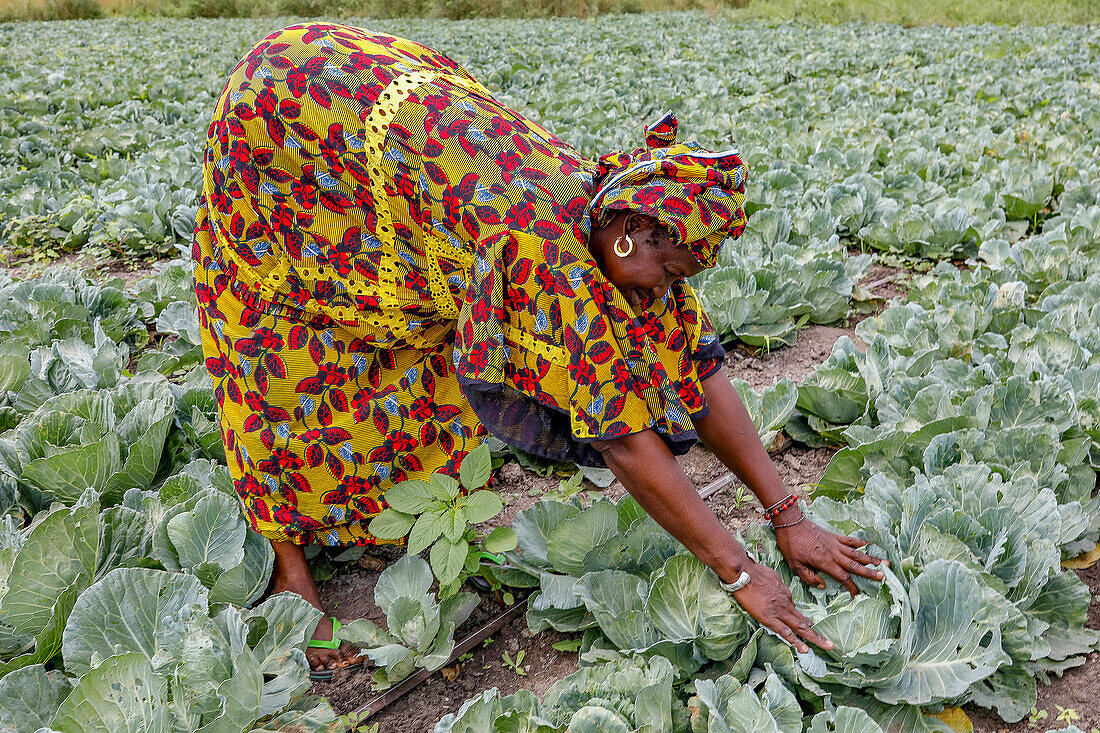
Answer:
[
  {"left": 698, "top": 471, "right": 736, "bottom": 500},
  {"left": 352, "top": 597, "right": 529, "bottom": 720},
  {"left": 864, "top": 273, "right": 898, "bottom": 291}
]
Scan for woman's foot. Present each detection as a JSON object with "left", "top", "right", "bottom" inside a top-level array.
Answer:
[{"left": 269, "top": 540, "right": 364, "bottom": 675}]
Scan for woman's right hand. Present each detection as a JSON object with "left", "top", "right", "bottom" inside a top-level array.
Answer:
[{"left": 729, "top": 561, "right": 834, "bottom": 654}]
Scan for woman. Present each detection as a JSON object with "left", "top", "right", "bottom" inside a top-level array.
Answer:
[{"left": 193, "top": 23, "right": 886, "bottom": 679}]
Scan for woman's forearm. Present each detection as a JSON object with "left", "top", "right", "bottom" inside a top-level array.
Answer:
[
  {"left": 694, "top": 371, "right": 802, "bottom": 519},
  {"left": 592, "top": 430, "right": 751, "bottom": 583}
]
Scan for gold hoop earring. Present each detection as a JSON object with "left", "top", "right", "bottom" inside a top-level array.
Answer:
[{"left": 614, "top": 234, "right": 635, "bottom": 258}]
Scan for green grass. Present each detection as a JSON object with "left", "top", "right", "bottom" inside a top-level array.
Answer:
[
  {"left": 1, "top": 0, "right": 726, "bottom": 22},
  {"left": 3, "top": 0, "right": 1099, "bottom": 23},
  {"left": 733, "top": 0, "right": 1100, "bottom": 25}
]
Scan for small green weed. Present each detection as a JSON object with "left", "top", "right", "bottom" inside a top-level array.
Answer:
[{"left": 502, "top": 650, "right": 527, "bottom": 676}]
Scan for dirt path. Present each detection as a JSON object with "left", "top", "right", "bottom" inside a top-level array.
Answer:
[{"left": 0, "top": 249, "right": 159, "bottom": 285}]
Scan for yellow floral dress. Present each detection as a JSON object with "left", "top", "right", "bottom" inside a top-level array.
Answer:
[{"left": 193, "top": 23, "right": 726, "bottom": 546}]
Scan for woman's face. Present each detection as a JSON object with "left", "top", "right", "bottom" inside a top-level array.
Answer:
[{"left": 592, "top": 211, "right": 706, "bottom": 309}]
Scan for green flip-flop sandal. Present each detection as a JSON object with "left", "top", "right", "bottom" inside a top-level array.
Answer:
[
  {"left": 307, "top": 617, "right": 364, "bottom": 682},
  {"left": 469, "top": 551, "right": 508, "bottom": 592}
]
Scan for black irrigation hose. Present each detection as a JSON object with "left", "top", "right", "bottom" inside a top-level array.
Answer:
[{"left": 352, "top": 598, "right": 530, "bottom": 720}]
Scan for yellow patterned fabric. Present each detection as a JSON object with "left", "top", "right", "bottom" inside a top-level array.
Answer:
[
  {"left": 590, "top": 111, "right": 749, "bottom": 269},
  {"left": 193, "top": 23, "right": 726, "bottom": 546},
  {"left": 454, "top": 227, "right": 726, "bottom": 464}
]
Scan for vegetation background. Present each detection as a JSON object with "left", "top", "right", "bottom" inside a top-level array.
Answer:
[{"left": 3, "top": 0, "right": 1100, "bottom": 25}]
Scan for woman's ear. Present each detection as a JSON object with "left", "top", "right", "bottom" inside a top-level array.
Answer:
[{"left": 623, "top": 211, "right": 657, "bottom": 236}]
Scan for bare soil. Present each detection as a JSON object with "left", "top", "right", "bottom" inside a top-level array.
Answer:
[
  {"left": 0, "top": 249, "right": 158, "bottom": 285},
  {"left": 0, "top": 250, "right": 100, "bottom": 280},
  {"left": 861, "top": 262, "right": 909, "bottom": 304}
]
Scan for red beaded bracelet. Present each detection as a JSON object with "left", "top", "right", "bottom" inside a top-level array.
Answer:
[{"left": 763, "top": 493, "right": 799, "bottom": 521}]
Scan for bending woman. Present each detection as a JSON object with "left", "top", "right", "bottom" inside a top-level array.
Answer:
[{"left": 193, "top": 23, "right": 885, "bottom": 679}]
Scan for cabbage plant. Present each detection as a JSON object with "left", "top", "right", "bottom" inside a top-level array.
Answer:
[
  {"left": 0, "top": 570, "right": 334, "bottom": 732},
  {"left": 434, "top": 653, "right": 889, "bottom": 733},
  {"left": 10, "top": 323, "right": 129, "bottom": 416},
  {"left": 695, "top": 229, "right": 872, "bottom": 351},
  {"left": 339, "top": 554, "right": 479, "bottom": 690},
  {"left": 434, "top": 655, "right": 682, "bottom": 732},
  {"left": 0, "top": 376, "right": 175, "bottom": 512},
  {"left": 729, "top": 378, "right": 798, "bottom": 451},
  {"left": 809, "top": 465, "right": 1100, "bottom": 722},
  {"left": 505, "top": 496, "right": 748, "bottom": 676},
  {"left": 0, "top": 476, "right": 275, "bottom": 680},
  {"left": 690, "top": 677, "right": 885, "bottom": 733},
  {"left": 0, "top": 268, "right": 142, "bottom": 350}
]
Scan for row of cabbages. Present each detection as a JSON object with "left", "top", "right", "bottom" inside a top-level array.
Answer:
[
  {"left": 3, "top": 18, "right": 1097, "bottom": 264},
  {"left": 694, "top": 215, "right": 872, "bottom": 349},
  {"left": 784, "top": 198, "right": 1100, "bottom": 727},
  {"left": 430, "top": 198, "right": 1100, "bottom": 732},
  {"left": 0, "top": 260, "right": 343, "bottom": 731},
  {"left": 0, "top": 385, "right": 340, "bottom": 731},
  {"left": 0, "top": 259, "right": 203, "bottom": 421},
  {"left": 432, "top": 472, "right": 1098, "bottom": 733}
]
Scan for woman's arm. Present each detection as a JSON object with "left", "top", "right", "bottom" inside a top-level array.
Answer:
[
  {"left": 693, "top": 369, "right": 886, "bottom": 595},
  {"left": 592, "top": 430, "right": 833, "bottom": 653},
  {"left": 593, "top": 430, "right": 749, "bottom": 581}
]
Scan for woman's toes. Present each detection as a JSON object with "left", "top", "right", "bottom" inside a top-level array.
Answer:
[
  {"left": 307, "top": 648, "right": 340, "bottom": 671},
  {"left": 306, "top": 644, "right": 361, "bottom": 675}
]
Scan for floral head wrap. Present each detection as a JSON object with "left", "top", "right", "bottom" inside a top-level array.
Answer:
[{"left": 588, "top": 111, "right": 748, "bottom": 268}]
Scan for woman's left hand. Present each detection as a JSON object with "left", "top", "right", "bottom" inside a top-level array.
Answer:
[{"left": 775, "top": 517, "right": 887, "bottom": 596}]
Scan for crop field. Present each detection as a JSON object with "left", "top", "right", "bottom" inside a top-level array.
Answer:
[{"left": 0, "top": 11, "right": 1098, "bottom": 733}]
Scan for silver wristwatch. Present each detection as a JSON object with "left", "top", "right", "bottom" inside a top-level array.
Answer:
[{"left": 718, "top": 570, "right": 752, "bottom": 593}]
